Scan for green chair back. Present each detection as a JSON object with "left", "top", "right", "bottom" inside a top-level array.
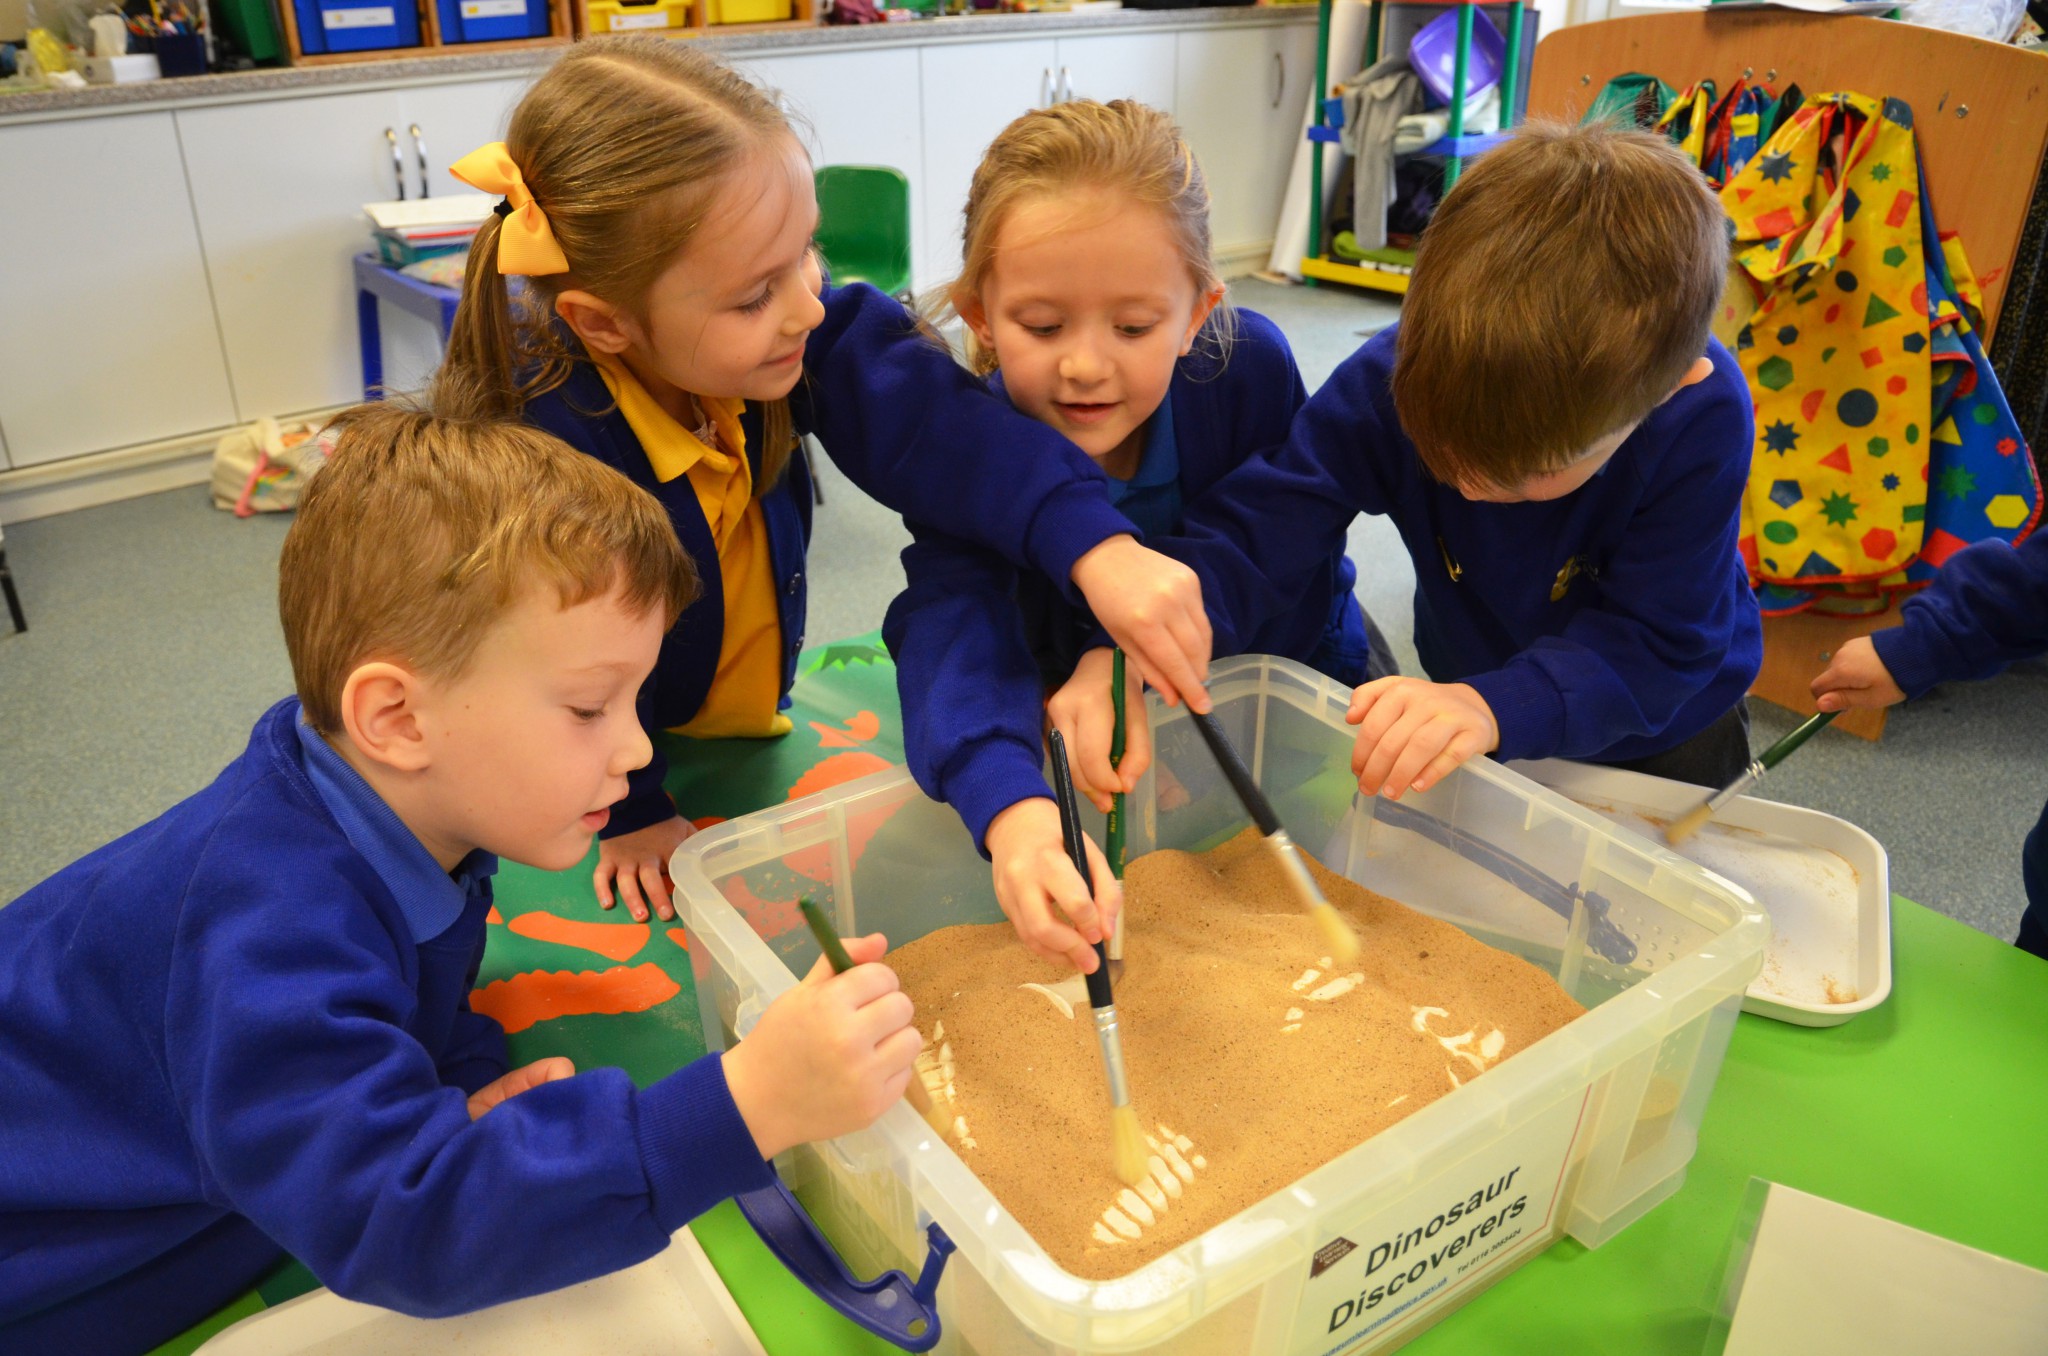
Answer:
[{"left": 813, "top": 165, "right": 913, "bottom": 300}]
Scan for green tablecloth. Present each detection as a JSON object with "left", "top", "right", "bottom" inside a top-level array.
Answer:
[{"left": 152, "top": 634, "right": 2048, "bottom": 1352}]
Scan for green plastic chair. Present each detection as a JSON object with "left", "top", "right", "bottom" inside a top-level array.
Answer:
[{"left": 813, "top": 165, "right": 913, "bottom": 301}]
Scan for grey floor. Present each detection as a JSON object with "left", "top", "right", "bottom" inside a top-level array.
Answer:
[{"left": 2, "top": 279, "right": 2042, "bottom": 947}]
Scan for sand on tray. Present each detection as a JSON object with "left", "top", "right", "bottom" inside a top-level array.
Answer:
[{"left": 887, "top": 828, "right": 1586, "bottom": 1279}]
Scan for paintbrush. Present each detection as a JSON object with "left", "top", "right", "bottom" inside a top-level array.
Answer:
[
  {"left": 1187, "top": 710, "right": 1361, "bottom": 964},
  {"left": 1104, "top": 648, "right": 1128, "bottom": 977},
  {"left": 1048, "top": 729, "right": 1150, "bottom": 1189},
  {"left": 796, "top": 896, "right": 951, "bottom": 1137},
  {"left": 1665, "top": 711, "right": 1837, "bottom": 845}
]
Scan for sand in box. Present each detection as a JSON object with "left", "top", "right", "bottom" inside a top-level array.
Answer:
[{"left": 887, "top": 828, "right": 1586, "bottom": 1279}]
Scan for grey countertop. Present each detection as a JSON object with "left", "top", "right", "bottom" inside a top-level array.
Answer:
[{"left": 0, "top": 4, "right": 1312, "bottom": 121}]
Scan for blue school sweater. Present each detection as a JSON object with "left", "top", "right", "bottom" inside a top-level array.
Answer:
[
  {"left": 1871, "top": 529, "right": 2048, "bottom": 697},
  {"left": 525, "top": 282, "right": 1140, "bottom": 839},
  {"left": 1176, "top": 325, "right": 1761, "bottom": 764},
  {"left": 883, "top": 309, "right": 1368, "bottom": 850},
  {"left": 0, "top": 700, "right": 772, "bottom": 1338}
]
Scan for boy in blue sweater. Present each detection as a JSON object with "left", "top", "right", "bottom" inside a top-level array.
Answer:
[
  {"left": 0, "top": 407, "right": 923, "bottom": 1354},
  {"left": 1812, "top": 530, "right": 2048, "bottom": 961},
  {"left": 1068, "top": 121, "right": 1762, "bottom": 807}
]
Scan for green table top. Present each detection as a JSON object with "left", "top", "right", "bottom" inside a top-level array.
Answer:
[{"left": 687, "top": 896, "right": 2048, "bottom": 1355}]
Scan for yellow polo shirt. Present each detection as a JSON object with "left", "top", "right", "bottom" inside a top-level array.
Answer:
[{"left": 596, "top": 360, "right": 792, "bottom": 740}]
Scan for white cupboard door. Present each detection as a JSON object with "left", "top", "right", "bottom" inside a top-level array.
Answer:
[
  {"left": 918, "top": 37, "right": 1058, "bottom": 285},
  {"left": 377, "top": 77, "right": 530, "bottom": 397},
  {"left": 1177, "top": 22, "right": 1314, "bottom": 263},
  {"left": 0, "top": 114, "right": 236, "bottom": 466},
  {"left": 1052, "top": 31, "right": 1175, "bottom": 114},
  {"left": 736, "top": 48, "right": 925, "bottom": 290},
  {"left": 179, "top": 90, "right": 410, "bottom": 417}
]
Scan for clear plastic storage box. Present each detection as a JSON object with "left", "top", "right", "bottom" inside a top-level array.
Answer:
[{"left": 673, "top": 656, "right": 1768, "bottom": 1356}]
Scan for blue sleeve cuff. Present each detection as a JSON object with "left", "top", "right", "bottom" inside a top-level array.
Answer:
[
  {"left": 1463, "top": 668, "right": 1568, "bottom": 763},
  {"left": 637, "top": 1052, "right": 776, "bottom": 1233},
  {"left": 1869, "top": 622, "right": 1952, "bottom": 702},
  {"left": 939, "top": 739, "right": 1054, "bottom": 856},
  {"left": 439, "top": 1050, "right": 508, "bottom": 1098},
  {"left": 1035, "top": 496, "right": 1140, "bottom": 605}
]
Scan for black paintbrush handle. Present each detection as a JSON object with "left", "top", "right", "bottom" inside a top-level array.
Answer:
[
  {"left": 1047, "top": 729, "right": 1116, "bottom": 1012},
  {"left": 1189, "top": 711, "right": 1280, "bottom": 836}
]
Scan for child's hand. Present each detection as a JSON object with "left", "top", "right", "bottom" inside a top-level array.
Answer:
[
  {"left": 1347, "top": 678, "right": 1499, "bottom": 799},
  {"left": 985, "top": 798, "right": 1122, "bottom": 973},
  {"left": 1811, "top": 637, "right": 1907, "bottom": 711},
  {"left": 722, "top": 933, "right": 921, "bottom": 1161},
  {"left": 466, "top": 1056, "right": 576, "bottom": 1120},
  {"left": 1046, "top": 647, "right": 1152, "bottom": 813},
  {"left": 1070, "top": 536, "right": 1213, "bottom": 714},
  {"left": 594, "top": 815, "right": 695, "bottom": 923}
]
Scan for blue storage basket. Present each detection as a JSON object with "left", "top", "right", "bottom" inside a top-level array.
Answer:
[
  {"left": 295, "top": 0, "right": 420, "bottom": 52},
  {"left": 435, "top": 0, "right": 548, "bottom": 43}
]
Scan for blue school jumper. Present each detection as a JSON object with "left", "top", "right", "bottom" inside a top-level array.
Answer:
[
  {"left": 525, "top": 282, "right": 1141, "bottom": 838},
  {"left": 1871, "top": 530, "right": 2048, "bottom": 959},
  {"left": 0, "top": 700, "right": 773, "bottom": 1353},
  {"left": 1175, "top": 324, "right": 1762, "bottom": 766},
  {"left": 883, "top": 309, "right": 1370, "bottom": 851}
]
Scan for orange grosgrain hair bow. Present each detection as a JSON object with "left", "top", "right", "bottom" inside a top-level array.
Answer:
[{"left": 449, "top": 142, "right": 569, "bottom": 277}]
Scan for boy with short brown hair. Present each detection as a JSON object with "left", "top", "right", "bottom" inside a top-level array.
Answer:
[
  {"left": 0, "top": 404, "right": 923, "bottom": 1352},
  {"left": 1056, "top": 120, "right": 1761, "bottom": 804}
]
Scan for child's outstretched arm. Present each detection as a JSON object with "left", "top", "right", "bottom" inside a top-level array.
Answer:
[
  {"left": 883, "top": 528, "right": 1118, "bottom": 971},
  {"left": 1170, "top": 345, "right": 1399, "bottom": 660},
  {"left": 797, "top": 283, "right": 1209, "bottom": 709},
  {"left": 1822, "top": 532, "right": 2048, "bottom": 707}
]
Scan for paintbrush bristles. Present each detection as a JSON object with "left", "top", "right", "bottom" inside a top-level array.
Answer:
[
  {"left": 1110, "top": 1104, "right": 1149, "bottom": 1188},
  {"left": 1314, "top": 902, "right": 1361, "bottom": 964},
  {"left": 1665, "top": 801, "right": 1716, "bottom": 846}
]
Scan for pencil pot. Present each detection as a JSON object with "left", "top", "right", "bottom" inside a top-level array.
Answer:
[
  {"left": 674, "top": 655, "right": 1768, "bottom": 1356},
  {"left": 152, "top": 31, "right": 207, "bottom": 75}
]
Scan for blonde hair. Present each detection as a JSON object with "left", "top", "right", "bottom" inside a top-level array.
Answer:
[
  {"left": 939, "top": 99, "right": 1232, "bottom": 375},
  {"left": 433, "top": 37, "right": 800, "bottom": 488},
  {"left": 1393, "top": 120, "right": 1729, "bottom": 491},
  {"left": 280, "top": 402, "right": 698, "bottom": 734}
]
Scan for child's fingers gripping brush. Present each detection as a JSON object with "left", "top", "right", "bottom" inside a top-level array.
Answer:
[
  {"left": 1188, "top": 710, "right": 1361, "bottom": 964},
  {"left": 1048, "top": 729, "right": 1150, "bottom": 1190},
  {"left": 797, "top": 897, "right": 952, "bottom": 1136},
  {"left": 1665, "top": 711, "right": 1836, "bottom": 845}
]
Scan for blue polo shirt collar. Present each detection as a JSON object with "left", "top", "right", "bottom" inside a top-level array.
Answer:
[{"left": 294, "top": 718, "right": 497, "bottom": 942}]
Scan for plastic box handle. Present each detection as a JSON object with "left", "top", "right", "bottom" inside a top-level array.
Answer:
[{"left": 734, "top": 1177, "right": 955, "bottom": 1351}]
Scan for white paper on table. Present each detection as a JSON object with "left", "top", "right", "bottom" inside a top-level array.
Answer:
[{"left": 1713, "top": 1181, "right": 2048, "bottom": 1356}]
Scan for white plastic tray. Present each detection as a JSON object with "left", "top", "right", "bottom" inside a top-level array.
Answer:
[
  {"left": 1517, "top": 759, "right": 1892, "bottom": 1027},
  {"left": 195, "top": 1226, "right": 765, "bottom": 1356}
]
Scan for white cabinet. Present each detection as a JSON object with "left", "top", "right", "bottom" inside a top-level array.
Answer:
[
  {"left": 918, "top": 37, "right": 1059, "bottom": 286},
  {"left": 733, "top": 48, "right": 926, "bottom": 288},
  {"left": 1052, "top": 31, "right": 1176, "bottom": 112},
  {"left": 917, "top": 30, "right": 1177, "bottom": 287},
  {"left": 177, "top": 76, "right": 527, "bottom": 419},
  {"left": 0, "top": 113, "right": 235, "bottom": 466},
  {"left": 1177, "top": 21, "right": 1317, "bottom": 261}
]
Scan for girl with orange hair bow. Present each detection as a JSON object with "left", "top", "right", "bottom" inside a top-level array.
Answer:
[{"left": 434, "top": 38, "right": 1216, "bottom": 926}]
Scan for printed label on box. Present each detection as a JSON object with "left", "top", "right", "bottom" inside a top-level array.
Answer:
[
  {"left": 1293, "top": 1088, "right": 1590, "bottom": 1356},
  {"left": 461, "top": 0, "right": 527, "bottom": 16},
  {"left": 608, "top": 9, "right": 672, "bottom": 26},
  {"left": 322, "top": 5, "right": 396, "bottom": 25}
]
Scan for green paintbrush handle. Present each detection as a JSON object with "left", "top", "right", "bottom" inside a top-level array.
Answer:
[
  {"left": 1107, "top": 649, "right": 1126, "bottom": 879},
  {"left": 1759, "top": 710, "right": 1837, "bottom": 771},
  {"left": 797, "top": 896, "right": 855, "bottom": 973}
]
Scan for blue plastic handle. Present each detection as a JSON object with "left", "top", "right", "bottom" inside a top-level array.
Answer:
[{"left": 734, "top": 1176, "right": 955, "bottom": 1352}]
